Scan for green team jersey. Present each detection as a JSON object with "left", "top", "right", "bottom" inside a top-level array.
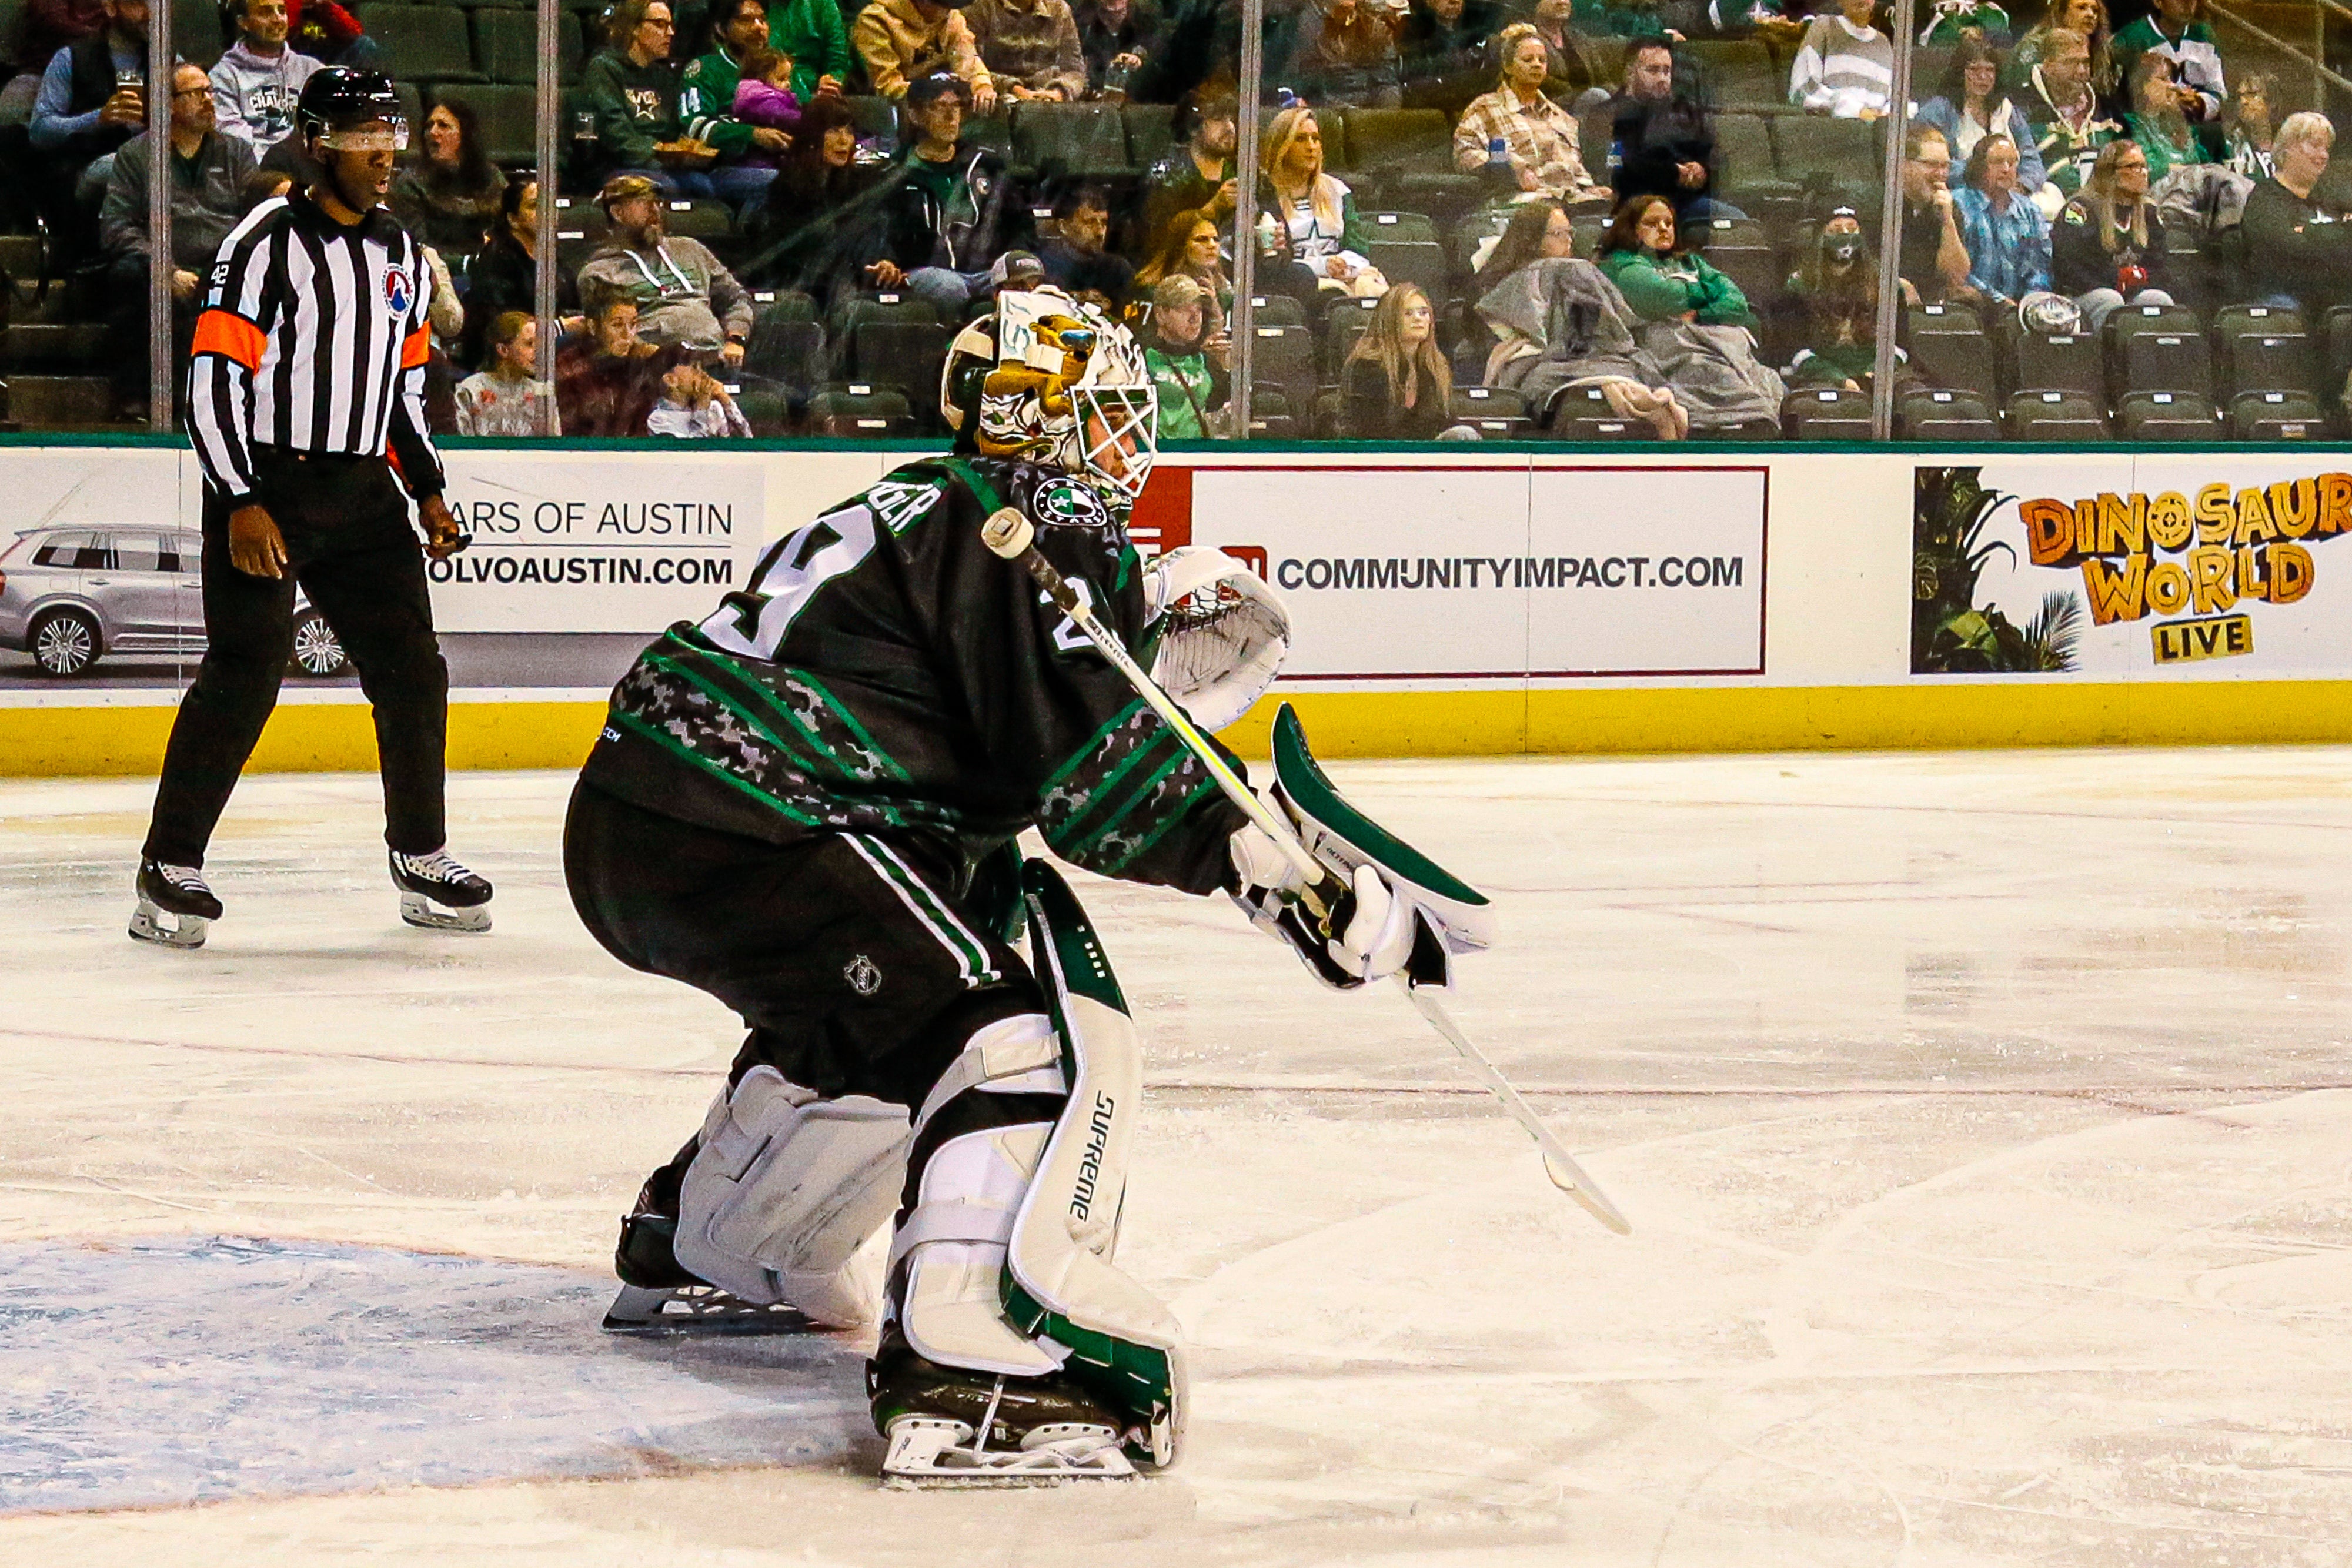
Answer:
[
  {"left": 579, "top": 455, "right": 1247, "bottom": 898},
  {"left": 679, "top": 48, "right": 754, "bottom": 156}
]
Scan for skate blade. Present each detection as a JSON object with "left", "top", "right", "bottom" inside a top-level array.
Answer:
[
  {"left": 601, "top": 1282, "right": 820, "bottom": 1336},
  {"left": 399, "top": 891, "right": 492, "bottom": 933},
  {"left": 129, "top": 902, "right": 208, "bottom": 949},
  {"left": 880, "top": 1417, "right": 1136, "bottom": 1489}
]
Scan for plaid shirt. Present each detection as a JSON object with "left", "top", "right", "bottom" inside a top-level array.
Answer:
[
  {"left": 1452, "top": 86, "right": 1601, "bottom": 203},
  {"left": 1954, "top": 185, "right": 2051, "bottom": 300}
]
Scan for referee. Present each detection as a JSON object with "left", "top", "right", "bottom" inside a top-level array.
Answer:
[{"left": 131, "top": 68, "right": 493, "bottom": 948}]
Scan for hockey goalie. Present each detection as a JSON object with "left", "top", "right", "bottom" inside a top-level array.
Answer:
[{"left": 563, "top": 287, "right": 1491, "bottom": 1485}]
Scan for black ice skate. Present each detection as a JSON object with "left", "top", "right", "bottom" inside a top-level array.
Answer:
[
  {"left": 599, "top": 1180, "right": 816, "bottom": 1336},
  {"left": 870, "top": 1326, "right": 1136, "bottom": 1487},
  {"left": 389, "top": 848, "right": 493, "bottom": 932},
  {"left": 129, "top": 858, "right": 222, "bottom": 949}
]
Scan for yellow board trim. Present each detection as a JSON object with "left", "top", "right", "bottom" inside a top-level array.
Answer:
[{"left": 5, "top": 681, "right": 2352, "bottom": 778}]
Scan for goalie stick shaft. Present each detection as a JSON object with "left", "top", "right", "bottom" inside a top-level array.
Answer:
[{"left": 983, "top": 510, "right": 1629, "bottom": 1234}]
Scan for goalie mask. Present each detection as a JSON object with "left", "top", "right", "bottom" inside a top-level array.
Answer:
[{"left": 942, "top": 287, "right": 1158, "bottom": 507}]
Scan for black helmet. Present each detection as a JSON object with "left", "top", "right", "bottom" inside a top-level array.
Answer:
[{"left": 296, "top": 67, "right": 410, "bottom": 151}]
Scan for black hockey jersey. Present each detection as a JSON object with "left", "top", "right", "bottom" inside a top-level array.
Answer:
[{"left": 579, "top": 455, "right": 1246, "bottom": 898}]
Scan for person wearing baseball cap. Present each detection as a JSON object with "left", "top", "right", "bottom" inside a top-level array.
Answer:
[
  {"left": 579, "top": 170, "right": 755, "bottom": 362},
  {"left": 850, "top": 0, "right": 995, "bottom": 106}
]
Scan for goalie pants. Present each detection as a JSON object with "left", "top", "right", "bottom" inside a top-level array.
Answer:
[{"left": 562, "top": 781, "right": 1065, "bottom": 1213}]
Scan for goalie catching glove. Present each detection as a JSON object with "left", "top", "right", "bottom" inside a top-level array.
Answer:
[{"left": 1229, "top": 704, "right": 1495, "bottom": 991}]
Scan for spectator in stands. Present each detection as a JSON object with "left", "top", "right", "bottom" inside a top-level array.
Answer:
[
  {"left": 99, "top": 61, "right": 254, "bottom": 421},
  {"left": 239, "top": 166, "right": 292, "bottom": 209},
  {"left": 1783, "top": 207, "right": 1882, "bottom": 389},
  {"left": 1041, "top": 185, "right": 1135, "bottom": 303},
  {"left": 2022, "top": 27, "right": 2119, "bottom": 209},
  {"left": 580, "top": 173, "right": 756, "bottom": 362},
  {"left": 23, "top": 0, "right": 149, "bottom": 261},
  {"left": 1142, "top": 274, "right": 1227, "bottom": 437},
  {"left": 455, "top": 312, "right": 556, "bottom": 436},
  {"left": 766, "top": 0, "right": 853, "bottom": 99},
  {"left": 1263, "top": 103, "right": 1384, "bottom": 294},
  {"left": 20, "top": 0, "right": 107, "bottom": 68},
  {"left": 1452, "top": 24, "right": 1606, "bottom": 209},
  {"left": 743, "top": 92, "right": 864, "bottom": 291},
  {"left": 462, "top": 178, "right": 582, "bottom": 367},
  {"left": 2224, "top": 72, "right": 2276, "bottom": 179},
  {"left": 1398, "top": 0, "right": 1501, "bottom": 117},
  {"left": 1917, "top": 33, "right": 2047, "bottom": 195},
  {"left": 1789, "top": 0, "right": 1892, "bottom": 119},
  {"left": 1607, "top": 39, "right": 1738, "bottom": 225},
  {"left": 1599, "top": 192, "right": 1755, "bottom": 327},
  {"left": 1523, "top": 0, "right": 1596, "bottom": 100},
  {"left": 210, "top": 0, "right": 320, "bottom": 154},
  {"left": 860, "top": 72, "right": 1012, "bottom": 314},
  {"left": 2242, "top": 112, "right": 2352, "bottom": 313},
  {"left": 557, "top": 295, "right": 683, "bottom": 435},
  {"left": 1342, "top": 282, "right": 1460, "bottom": 439},
  {"left": 1132, "top": 205, "right": 1234, "bottom": 317},
  {"left": 1144, "top": 91, "right": 1237, "bottom": 234},
  {"left": 967, "top": 0, "right": 1088, "bottom": 101},
  {"left": 2124, "top": 53, "right": 2206, "bottom": 182},
  {"left": 1917, "top": 0, "right": 2009, "bottom": 45},
  {"left": 649, "top": 361, "right": 754, "bottom": 436},
  {"left": 2008, "top": 0, "right": 2114, "bottom": 105},
  {"left": 2113, "top": 0, "right": 2222, "bottom": 138},
  {"left": 581, "top": 0, "right": 707, "bottom": 192},
  {"left": 390, "top": 101, "right": 503, "bottom": 258},
  {"left": 1287, "top": 0, "right": 1404, "bottom": 109},
  {"left": 731, "top": 46, "right": 805, "bottom": 165},
  {"left": 1898, "top": 125, "right": 1976, "bottom": 305},
  {"left": 1469, "top": 195, "right": 1572, "bottom": 298},
  {"left": 853, "top": 0, "right": 997, "bottom": 106},
  {"left": 2053, "top": 137, "right": 2173, "bottom": 327},
  {"left": 1954, "top": 132, "right": 2050, "bottom": 306},
  {"left": 679, "top": 0, "right": 798, "bottom": 188},
  {"left": 285, "top": 0, "right": 377, "bottom": 68},
  {"left": 1074, "top": 0, "right": 1158, "bottom": 96}
]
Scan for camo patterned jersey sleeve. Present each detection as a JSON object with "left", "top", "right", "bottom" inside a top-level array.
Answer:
[{"left": 577, "top": 454, "right": 1247, "bottom": 897}]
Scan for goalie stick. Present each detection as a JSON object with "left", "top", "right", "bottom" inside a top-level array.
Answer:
[{"left": 980, "top": 509, "right": 1631, "bottom": 1235}]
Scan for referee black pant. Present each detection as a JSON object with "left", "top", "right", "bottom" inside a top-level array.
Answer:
[{"left": 143, "top": 449, "right": 450, "bottom": 868}]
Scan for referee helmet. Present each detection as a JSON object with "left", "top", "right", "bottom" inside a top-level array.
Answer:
[{"left": 297, "top": 67, "right": 411, "bottom": 152}]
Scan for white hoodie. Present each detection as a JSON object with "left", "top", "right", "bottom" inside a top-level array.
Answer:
[{"left": 209, "top": 39, "right": 323, "bottom": 152}]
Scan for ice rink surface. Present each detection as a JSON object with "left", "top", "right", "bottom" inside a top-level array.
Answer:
[{"left": 2, "top": 747, "right": 2349, "bottom": 1566}]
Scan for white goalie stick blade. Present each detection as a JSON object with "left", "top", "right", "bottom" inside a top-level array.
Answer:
[
  {"left": 1405, "top": 981, "right": 1632, "bottom": 1236},
  {"left": 880, "top": 1416, "right": 1138, "bottom": 1490},
  {"left": 602, "top": 1282, "right": 823, "bottom": 1336}
]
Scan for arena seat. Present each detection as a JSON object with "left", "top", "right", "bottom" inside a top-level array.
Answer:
[
  {"left": 1907, "top": 305, "right": 1997, "bottom": 400},
  {"left": 807, "top": 386, "right": 913, "bottom": 436},
  {"left": 1451, "top": 385, "right": 1525, "bottom": 420},
  {"left": 363, "top": 5, "right": 484, "bottom": 83},
  {"left": 472, "top": 8, "right": 581, "bottom": 83},
  {"left": 435, "top": 82, "right": 535, "bottom": 163},
  {"left": 1682, "top": 39, "right": 1779, "bottom": 106},
  {"left": 2009, "top": 327, "right": 2102, "bottom": 397},
  {"left": 2230, "top": 389, "right": 2326, "bottom": 440},
  {"left": 745, "top": 311, "right": 825, "bottom": 392},
  {"left": 1247, "top": 323, "right": 1318, "bottom": 416},
  {"left": 2117, "top": 389, "right": 2217, "bottom": 440},
  {"left": 847, "top": 319, "right": 948, "bottom": 419},
  {"left": 1783, "top": 384, "right": 1872, "bottom": 439},
  {"left": 2226, "top": 332, "right": 2313, "bottom": 399},
  {"left": 2119, "top": 330, "right": 2212, "bottom": 400},
  {"left": 2004, "top": 388, "right": 2108, "bottom": 440},
  {"left": 1899, "top": 386, "right": 1998, "bottom": 441},
  {"left": 1121, "top": 103, "right": 1175, "bottom": 171},
  {"left": 1012, "top": 102, "right": 1130, "bottom": 180},
  {"left": 1362, "top": 211, "right": 1446, "bottom": 299},
  {"left": 1321, "top": 295, "right": 1379, "bottom": 377}
]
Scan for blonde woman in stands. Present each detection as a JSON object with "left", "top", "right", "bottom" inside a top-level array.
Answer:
[
  {"left": 2052, "top": 138, "right": 2173, "bottom": 329},
  {"left": 1342, "top": 282, "right": 1465, "bottom": 439},
  {"left": 1452, "top": 23, "right": 1607, "bottom": 208},
  {"left": 1261, "top": 103, "right": 1385, "bottom": 295},
  {"left": 1789, "top": 0, "right": 1892, "bottom": 119}
]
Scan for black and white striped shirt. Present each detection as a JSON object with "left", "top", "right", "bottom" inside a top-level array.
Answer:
[{"left": 188, "top": 189, "right": 445, "bottom": 503}]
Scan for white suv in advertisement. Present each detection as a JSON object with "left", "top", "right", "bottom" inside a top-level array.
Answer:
[{"left": 0, "top": 525, "right": 349, "bottom": 679}]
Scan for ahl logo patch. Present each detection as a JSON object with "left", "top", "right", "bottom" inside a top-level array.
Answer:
[
  {"left": 1034, "top": 476, "right": 1109, "bottom": 530},
  {"left": 383, "top": 264, "right": 413, "bottom": 316},
  {"left": 844, "top": 954, "right": 882, "bottom": 996}
]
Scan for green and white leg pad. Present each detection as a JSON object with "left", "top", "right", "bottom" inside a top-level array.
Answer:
[{"left": 879, "top": 862, "right": 1187, "bottom": 1485}]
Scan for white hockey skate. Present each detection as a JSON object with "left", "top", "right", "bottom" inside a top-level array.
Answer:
[
  {"left": 880, "top": 1412, "right": 1136, "bottom": 1490},
  {"left": 129, "top": 859, "right": 220, "bottom": 949},
  {"left": 602, "top": 1281, "right": 820, "bottom": 1336},
  {"left": 390, "top": 848, "right": 493, "bottom": 932}
]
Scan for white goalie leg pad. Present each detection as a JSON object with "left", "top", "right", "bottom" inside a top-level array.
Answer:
[
  {"left": 673, "top": 1066, "right": 911, "bottom": 1328},
  {"left": 1003, "top": 987, "right": 1189, "bottom": 1468},
  {"left": 893, "top": 1012, "right": 1070, "bottom": 1379}
]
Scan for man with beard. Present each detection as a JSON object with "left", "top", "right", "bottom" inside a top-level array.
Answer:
[
  {"left": 577, "top": 172, "right": 755, "bottom": 364},
  {"left": 134, "top": 68, "right": 487, "bottom": 948}
]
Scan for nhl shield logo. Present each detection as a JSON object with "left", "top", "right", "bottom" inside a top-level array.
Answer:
[
  {"left": 844, "top": 954, "right": 882, "bottom": 996},
  {"left": 383, "top": 265, "right": 413, "bottom": 316}
]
